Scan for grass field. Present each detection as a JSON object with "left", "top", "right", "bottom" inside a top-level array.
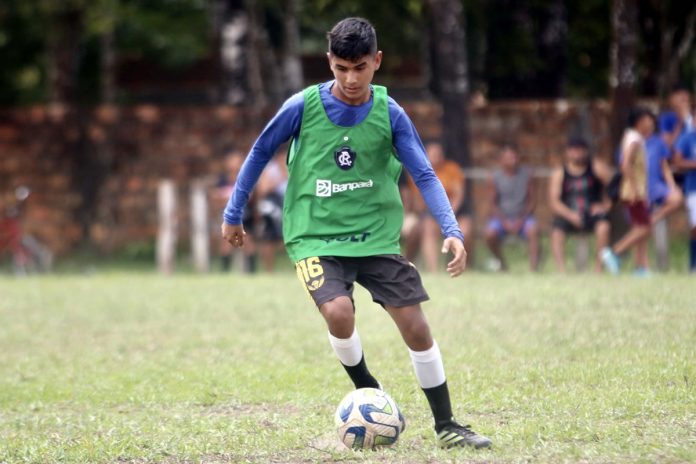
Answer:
[{"left": 0, "top": 272, "right": 694, "bottom": 463}]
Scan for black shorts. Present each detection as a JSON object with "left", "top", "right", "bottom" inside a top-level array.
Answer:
[
  {"left": 552, "top": 212, "right": 609, "bottom": 234},
  {"left": 294, "top": 255, "right": 429, "bottom": 309}
]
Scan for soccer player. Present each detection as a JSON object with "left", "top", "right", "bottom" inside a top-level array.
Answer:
[{"left": 221, "top": 18, "right": 491, "bottom": 449}]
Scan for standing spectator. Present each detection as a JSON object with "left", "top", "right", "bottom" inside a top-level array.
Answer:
[
  {"left": 669, "top": 84, "right": 694, "bottom": 135},
  {"left": 674, "top": 123, "right": 696, "bottom": 272},
  {"left": 549, "top": 137, "right": 613, "bottom": 272},
  {"left": 646, "top": 112, "right": 683, "bottom": 224},
  {"left": 214, "top": 150, "right": 257, "bottom": 272},
  {"left": 255, "top": 151, "right": 287, "bottom": 272},
  {"left": 601, "top": 107, "right": 654, "bottom": 275},
  {"left": 484, "top": 145, "right": 540, "bottom": 271},
  {"left": 405, "top": 141, "right": 472, "bottom": 272}
]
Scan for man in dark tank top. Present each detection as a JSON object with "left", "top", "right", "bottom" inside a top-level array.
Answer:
[{"left": 548, "top": 137, "right": 615, "bottom": 272}]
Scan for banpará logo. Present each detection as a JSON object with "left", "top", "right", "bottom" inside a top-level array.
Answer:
[
  {"left": 316, "top": 179, "right": 373, "bottom": 197},
  {"left": 334, "top": 146, "right": 356, "bottom": 170}
]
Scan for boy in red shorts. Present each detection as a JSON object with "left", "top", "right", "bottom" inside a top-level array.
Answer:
[{"left": 601, "top": 107, "right": 655, "bottom": 274}]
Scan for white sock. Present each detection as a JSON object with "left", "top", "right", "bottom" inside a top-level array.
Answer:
[
  {"left": 328, "top": 329, "right": 363, "bottom": 367},
  {"left": 409, "top": 340, "right": 447, "bottom": 389}
]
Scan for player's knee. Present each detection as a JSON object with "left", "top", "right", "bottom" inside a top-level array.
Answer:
[
  {"left": 404, "top": 317, "right": 432, "bottom": 348},
  {"left": 320, "top": 298, "right": 354, "bottom": 330}
]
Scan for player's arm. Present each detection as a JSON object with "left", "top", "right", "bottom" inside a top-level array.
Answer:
[
  {"left": 389, "top": 99, "right": 465, "bottom": 276},
  {"left": 592, "top": 158, "right": 615, "bottom": 212},
  {"left": 620, "top": 141, "right": 640, "bottom": 199},
  {"left": 674, "top": 140, "right": 696, "bottom": 171},
  {"left": 222, "top": 93, "right": 303, "bottom": 247},
  {"left": 548, "top": 167, "right": 581, "bottom": 224}
]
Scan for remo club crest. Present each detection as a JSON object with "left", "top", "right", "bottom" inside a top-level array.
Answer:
[{"left": 334, "top": 146, "right": 356, "bottom": 170}]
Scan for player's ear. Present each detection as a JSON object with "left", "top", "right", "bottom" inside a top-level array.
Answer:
[
  {"left": 374, "top": 51, "right": 383, "bottom": 70},
  {"left": 326, "top": 52, "right": 333, "bottom": 68}
]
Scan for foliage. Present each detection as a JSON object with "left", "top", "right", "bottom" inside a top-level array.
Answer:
[
  {"left": 0, "top": 0, "right": 694, "bottom": 104},
  {"left": 0, "top": 273, "right": 694, "bottom": 462}
]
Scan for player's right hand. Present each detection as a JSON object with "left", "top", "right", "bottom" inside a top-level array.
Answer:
[{"left": 222, "top": 223, "right": 245, "bottom": 247}]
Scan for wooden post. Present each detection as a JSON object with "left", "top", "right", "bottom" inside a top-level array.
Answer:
[
  {"left": 190, "top": 180, "right": 210, "bottom": 273},
  {"left": 157, "top": 180, "right": 177, "bottom": 274},
  {"left": 654, "top": 219, "right": 669, "bottom": 271},
  {"left": 574, "top": 236, "right": 590, "bottom": 272}
]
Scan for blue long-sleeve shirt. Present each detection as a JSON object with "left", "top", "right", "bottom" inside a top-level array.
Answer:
[{"left": 224, "top": 81, "right": 464, "bottom": 241}]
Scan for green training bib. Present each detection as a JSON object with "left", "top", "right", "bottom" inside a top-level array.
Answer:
[{"left": 282, "top": 84, "right": 403, "bottom": 262}]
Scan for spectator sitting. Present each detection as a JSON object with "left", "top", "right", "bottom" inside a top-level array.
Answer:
[
  {"left": 255, "top": 151, "right": 287, "bottom": 272},
  {"left": 404, "top": 141, "right": 472, "bottom": 272},
  {"left": 214, "top": 150, "right": 257, "bottom": 272},
  {"left": 484, "top": 145, "right": 540, "bottom": 271},
  {"left": 549, "top": 137, "right": 613, "bottom": 272}
]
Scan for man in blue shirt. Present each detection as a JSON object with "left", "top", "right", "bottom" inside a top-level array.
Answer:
[
  {"left": 675, "top": 128, "right": 696, "bottom": 271},
  {"left": 646, "top": 112, "right": 683, "bottom": 224}
]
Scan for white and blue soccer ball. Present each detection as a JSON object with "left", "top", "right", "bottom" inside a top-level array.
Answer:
[{"left": 334, "top": 387, "right": 404, "bottom": 450}]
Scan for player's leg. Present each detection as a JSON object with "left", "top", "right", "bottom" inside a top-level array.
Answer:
[
  {"left": 634, "top": 237, "right": 650, "bottom": 273},
  {"left": 320, "top": 296, "right": 381, "bottom": 390},
  {"left": 295, "top": 256, "right": 379, "bottom": 389},
  {"left": 384, "top": 303, "right": 491, "bottom": 449},
  {"left": 550, "top": 226, "right": 567, "bottom": 272},
  {"left": 651, "top": 188, "right": 683, "bottom": 224},
  {"left": 421, "top": 216, "right": 440, "bottom": 273},
  {"left": 485, "top": 218, "right": 507, "bottom": 271},
  {"left": 356, "top": 255, "right": 491, "bottom": 449}
]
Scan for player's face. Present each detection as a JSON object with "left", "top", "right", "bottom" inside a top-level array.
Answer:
[
  {"left": 637, "top": 115, "right": 655, "bottom": 138},
  {"left": 670, "top": 90, "right": 690, "bottom": 113},
  {"left": 328, "top": 52, "right": 382, "bottom": 105},
  {"left": 500, "top": 148, "right": 519, "bottom": 170}
]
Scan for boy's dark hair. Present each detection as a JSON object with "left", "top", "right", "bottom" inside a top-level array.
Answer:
[
  {"left": 499, "top": 143, "right": 518, "bottom": 155},
  {"left": 670, "top": 82, "right": 691, "bottom": 94},
  {"left": 567, "top": 136, "right": 588, "bottom": 150},
  {"left": 327, "top": 17, "right": 378, "bottom": 61},
  {"left": 627, "top": 106, "right": 654, "bottom": 128}
]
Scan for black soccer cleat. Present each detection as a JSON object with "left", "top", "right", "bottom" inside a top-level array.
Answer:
[{"left": 436, "top": 421, "right": 492, "bottom": 449}]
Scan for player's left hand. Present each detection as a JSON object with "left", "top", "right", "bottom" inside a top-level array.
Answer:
[
  {"left": 221, "top": 223, "right": 246, "bottom": 247},
  {"left": 442, "top": 237, "right": 467, "bottom": 277}
]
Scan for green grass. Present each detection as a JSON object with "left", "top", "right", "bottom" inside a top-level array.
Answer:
[{"left": 0, "top": 273, "right": 694, "bottom": 463}]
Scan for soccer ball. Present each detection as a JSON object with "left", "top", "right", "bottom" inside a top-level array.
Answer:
[{"left": 334, "top": 387, "right": 404, "bottom": 450}]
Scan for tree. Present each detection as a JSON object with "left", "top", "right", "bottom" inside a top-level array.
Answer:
[
  {"left": 424, "top": 0, "right": 471, "bottom": 168},
  {"left": 609, "top": 0, "right": 639, "bottom": 152}
]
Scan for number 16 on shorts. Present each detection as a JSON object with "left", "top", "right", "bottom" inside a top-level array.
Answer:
[{"left": 296, "top": 257, "right": 325, "bottom": 293}]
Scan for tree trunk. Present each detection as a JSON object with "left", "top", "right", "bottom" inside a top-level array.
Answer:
[
  {"left": 218, "top": 0, "right": 252, "bottom": 105},
  {"left": 46, "top": 7, "right": 83, "bottom": 103},
  {"left": 658, "top": 5, "right": 696, "bottom": 101},
  {"left": 100, "top": 25, "right": 117, "bottom": 103},
  {"left": 282, "top": 0, "right": 304, "bottom": 95},
  {"left": 609, "top": 0, "right": 638, "bottom": 154},
  {"left": 424, "top": 0, "right": 472, "bottom": 204}
]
